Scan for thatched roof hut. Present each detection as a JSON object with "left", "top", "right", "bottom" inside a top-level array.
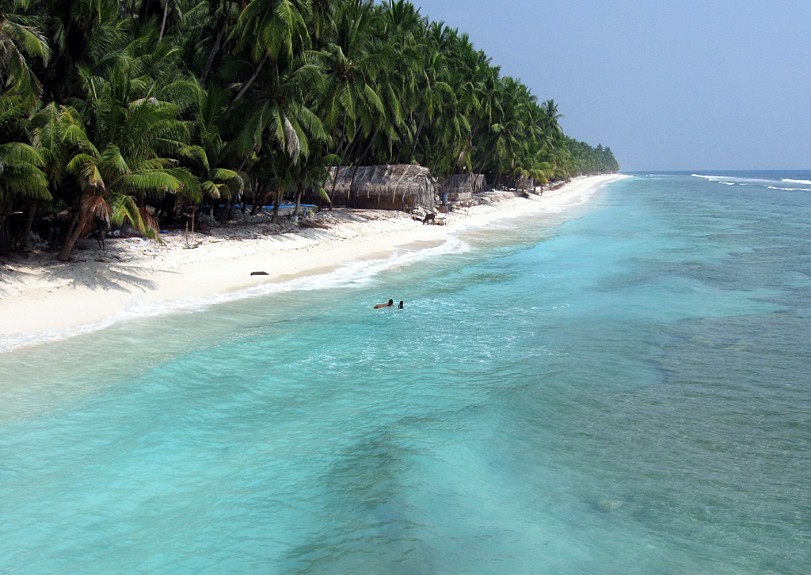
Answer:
[
  {"left": 437, "top": 173, "right": 487, "bottom": 204},
  {"left": 325, "top": 165, "right": 435, "bottom": 210}
]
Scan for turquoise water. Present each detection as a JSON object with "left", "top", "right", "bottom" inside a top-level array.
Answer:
[{"left": 1, "top": 173, "right": 809, "bottom": 574}]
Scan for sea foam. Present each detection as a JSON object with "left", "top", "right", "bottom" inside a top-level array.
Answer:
[{"left": 0, "top": 236, "right": 470, "bottom": 353}]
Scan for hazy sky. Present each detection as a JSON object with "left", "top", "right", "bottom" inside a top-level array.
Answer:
[{"left": 413, "top": 1, "right": 811, "bottom": 171}]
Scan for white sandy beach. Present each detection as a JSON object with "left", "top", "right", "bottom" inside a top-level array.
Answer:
[{"left": 0, "top": 174, "right": 626, "bottom": 348}]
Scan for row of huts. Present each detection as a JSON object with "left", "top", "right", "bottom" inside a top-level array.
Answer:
[{"left": 315, "top": 165, "right": 489, "bottom": 212}]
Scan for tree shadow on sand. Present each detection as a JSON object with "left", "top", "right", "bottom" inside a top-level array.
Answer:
[{"left": 41, "top": 258, "right": 161, "bottom": 293}]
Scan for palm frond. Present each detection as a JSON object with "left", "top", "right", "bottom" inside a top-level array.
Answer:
[
  {"left": 0, "top": 163, "right": 50, "bottom": 201},
  {"left": 157, "top": 80, "right": 201, "bottom": 114},
  {"left": 0, "top": 142, "right": 45, "bottom": 167},
  {"left": 109, "top": 194, "right": 163, "bottom": 243},
  {"left": 209, "top": 168, "right": 244, "bottom": 193},
  {"left": 81, "top": 194, "right": 111, "bottom": 223},
  {"left": 0, "top": 93, "right": 26, "bottom": 132},
  {"left": 283, "top": 115, "right": 301, "bottom": 162},
  {"left": 166, "top": 167, "right": 202, "bottom": 203},
  {"left": 100, "top": 144, "right": 130, "bottom": 175},
  {"left": 115, "top": 171, "right": 184, "bottom": 200},
  {"left": 201, "top": 180, "right": 221, "bottom": 199}
]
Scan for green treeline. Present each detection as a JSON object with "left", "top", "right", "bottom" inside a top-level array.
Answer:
[{"left": 0, "top": 0, "right": 619, "bottom": 259}]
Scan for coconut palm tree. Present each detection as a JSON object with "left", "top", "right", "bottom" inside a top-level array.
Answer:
[
  {"left": 316, "top": 0, "right": 385, "bottom": 206},
  {"left": 0, "top": 141, "right": 50, "bottom": 245},
  {"left": 189, "top": 0, "right": 242, "bottom": 87},
  {"left": 186, "top": 82, "right": 243, "bottom": 209},
  {"left": 0, "top": 2, "right": 51, "bottom": 102},
  {"left": 229, "top": 49, "right": 327, "bottom": 221},
  {"left": 0, "top": 95, "right": 50, "bottom": 246},
  {"left": 404, "top": 31, "right": 452, "bottom": 165},
  {"left": 54, "top": 29, "right": 198, "bottom": 260},
  {"left": 371, "top": 0, "right": 424, "bottom": 163},
  {"left": 0, "top": 4, "right": 51, "bottom": 245},
  {"left": 483, "top": 76, "right": 538, "bottom": 185},
  {"left": 289, "top": 147, "right": 334, "bottom": 218},
  {"left": 231, "top": 0, "right": 310, "bottom": 103},
  {"left": 56, "top": 98, "right": 196, "bottom": 261},
  {"left": 38, "top": 0, "right": 126, "bottom": 104}
]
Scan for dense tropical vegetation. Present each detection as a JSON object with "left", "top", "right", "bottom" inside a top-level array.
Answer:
[{"left": 0, "top": 0, "right": 618, "bottom": 258}]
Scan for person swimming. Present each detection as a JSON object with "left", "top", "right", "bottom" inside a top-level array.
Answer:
[
  {"left": 374, "top": 299, "right": 394, "bottom": 309},
  {"left": 397, "top": 301, "right": 404, "bottom": 309}
]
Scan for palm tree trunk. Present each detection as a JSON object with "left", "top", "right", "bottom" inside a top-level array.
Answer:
[
  {"left": 250, "top": 184, "right": 268, "bottom": 216},
  {"left": 328, "top": 114, "right": 350, "bottom": 209},
  {"left": 201, "top": 16, "right": 228, "bottom": 87},
  {"left": 57, "top": 206, "right": 90, "bottom": 262},
  {"left": 0, "top": 214, "right": 8, "bottom": 250},
  {"left": 408, "top": 109, "right": 427, "bottom": 162},
  {"left": 224, "top": 198, "right": 235, "bottom": 221},
  {"left": 13, "top": 204, "right": 37, "bottom": 250},
  {"left": 233, "top": 54, "right": 268, "bottom": 103},
  {"left": 292, "top": 180, "right": 304, "bottom": 220},
  {"left": 159, "top": 0, "right": 169, "bottom": 40},
  {"left": 347, "top": 164, "right": 361, "bottom": 209},
  {"left": 271, "top": 183, "right": 283, "bottom": 223}
]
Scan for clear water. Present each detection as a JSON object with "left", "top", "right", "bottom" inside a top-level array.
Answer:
[{"left": 1, "top": 173, "right": 809, "bottom": 574}]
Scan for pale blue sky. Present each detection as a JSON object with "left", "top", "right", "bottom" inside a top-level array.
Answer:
[{"left": 413, "top": 1, "right": 811, "bottom": 171}]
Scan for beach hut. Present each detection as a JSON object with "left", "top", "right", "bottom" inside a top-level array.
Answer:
[
  {"left": 324, "top": 165, "right": 436, "bottom": 211},
  {"left": 437, "top": 173, "right": 487, "bottom": 206}
]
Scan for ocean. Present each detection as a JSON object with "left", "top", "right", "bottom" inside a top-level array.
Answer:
[{"left": 1, "top": 172, "right": 809, "bottom": 574}]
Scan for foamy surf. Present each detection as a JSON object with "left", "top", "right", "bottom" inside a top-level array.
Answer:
[
  {"left": 0, "top": 236, "right": 470, "bottom": 353},
  {"left": 692, "top": 172, "right": 811, "bottom": 192}
]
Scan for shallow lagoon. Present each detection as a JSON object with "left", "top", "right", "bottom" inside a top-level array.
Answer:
[{"left": 1, "top": 174, "right": 809, "bottom": 574}]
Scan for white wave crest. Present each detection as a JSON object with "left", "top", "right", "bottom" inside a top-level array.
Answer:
[
  {"left": 767, "top": 186, "right": 804, "bottom": 192},
  {"left": 692, "top": 174, "right": 742, "bottom": 185},
  {"left": 691, "top": 173, "right": 775, "bottom": 186}
]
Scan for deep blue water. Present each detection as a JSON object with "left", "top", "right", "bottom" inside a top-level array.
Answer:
[{"left": 1, "top": 172, "right": 809, "bottom": 574}]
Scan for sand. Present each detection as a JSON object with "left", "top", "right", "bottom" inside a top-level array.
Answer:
[{"left": 0, "top": 175, "right": 627, "bottom": 349}]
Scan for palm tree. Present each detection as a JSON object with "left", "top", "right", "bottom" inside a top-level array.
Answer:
[
  {"left": 289, "top": 147, "right": 333, "bottom": 218},
  {"left": 56, "top": 98, "right": 196, "bottom": 261},
  {"left": 0, "top": 4, "right": 50, "bottom": 247},
  {"left": 403, "top": 28, "right": 452, "bottom": 164},
  {"left": 39, "top": 0, "right": 124, "bottom": 104},
  {"left": 185, "top": 82, "right": 243, "bottom": 214},
  {"left": 482, "top": 76, "right": 537, "bottom": 185},
  {"left": 317, "top": 0, "right": 385, "bottom": 206},
  {"left": 373, "top": 0, "right": 424, "bottom": 163},
  {"left": 194, "top": 0, "right": 242, "bottom": 87},
  {"left": 0, "top": 142, "right": 50, "bottom": 245},
  {"left": 0, "top": 2, "right": 51, "bottom": 102},
  {"left": 55, "top": 29, "right": 198, "bottom": 260},
  {"left": 230, "top": 51, "right": 326, "bottom": 221},
  {"left": 0, "top": 95, "right": 51, "bottom": 246},
  {"left": 231, "top": 0, "right": 311, "bottom": 103}
]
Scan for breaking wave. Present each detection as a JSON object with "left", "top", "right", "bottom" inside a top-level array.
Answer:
[{"left": 692, "top": 173, "right": 811, "bottom": 191}]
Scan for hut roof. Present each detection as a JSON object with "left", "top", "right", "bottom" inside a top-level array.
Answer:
[
  {"left": 327, "top": 165, "right": 435, "bottom": 209},
  {"left": 329, "top": 165, "right": 431, "bottom": 193}
]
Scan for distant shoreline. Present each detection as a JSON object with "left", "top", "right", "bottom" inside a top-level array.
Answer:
[{"left": 0, "top": 175, "right": 628, "bottom": 351}]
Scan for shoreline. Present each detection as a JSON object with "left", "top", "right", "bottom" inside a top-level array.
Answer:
[{"left": 0, "top": 174, "right": 628, "bottom": 351}]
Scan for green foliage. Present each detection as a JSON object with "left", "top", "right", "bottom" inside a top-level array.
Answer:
[
  {"left": 565, "top": 137, "right": 620, "bottom": 175},
  {"left": 0, "top": 0, "right": 619, "bottom": 253}
]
